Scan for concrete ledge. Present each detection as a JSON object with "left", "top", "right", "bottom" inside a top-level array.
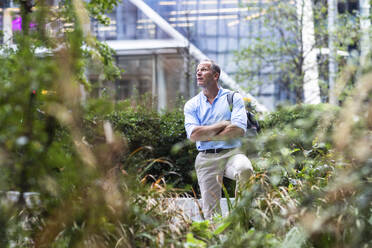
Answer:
[
  {"left": 0, "top": 192, "right": 235, "bottom": 222},
  {"left": 0, "top": 191, "right": 41, "bottom": 208},
  {"left": 167, "top": 198, "right": 235, "bottom": 221}
]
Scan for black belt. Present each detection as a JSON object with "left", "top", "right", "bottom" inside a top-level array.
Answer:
[{"left": 200, "top": 148, "right": 233, "bottom": 154}]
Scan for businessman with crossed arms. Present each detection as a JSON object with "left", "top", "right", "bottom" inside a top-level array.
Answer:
[{"left": 184, "top": 59, "right": 253, "bottom": 219}]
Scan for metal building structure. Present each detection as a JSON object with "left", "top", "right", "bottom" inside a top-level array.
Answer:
[
  {"left": 92, "top": 0, "right": 272, "bottom": 111},
  {"left": 0, "top": 0, "right": 271, "bottom": 111},
  {"left": 1, "top": 0, "right": 362, "bottom": 110}
]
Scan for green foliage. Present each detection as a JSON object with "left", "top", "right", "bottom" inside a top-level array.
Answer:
[
  {"left": 1, "top": 1, "right": 371, "bottom": 247},
  {"left": 182, "top": 94, "right": 371, "bottom": 248},
  {"left": 261, "top": 103, "right": 339, "bottom": 129},
  {"left": 103, "top": 100, "right": 198, "bottom": 190},
  {"left": 0, "top": 0, "right": 191, "bottom": 247},
  {"left": 235, "top": 0, "right": 360, "bottom": 103},
  {"left": 86, "top": 0, "right": 121, "bottom": 25},
  {"left": 235, "top": 0, "right": 303, "bottom": 101}
]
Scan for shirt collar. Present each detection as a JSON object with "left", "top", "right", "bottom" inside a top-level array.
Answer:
[{"left": 201, "top": 86, "right": 223, "bottom": 102}]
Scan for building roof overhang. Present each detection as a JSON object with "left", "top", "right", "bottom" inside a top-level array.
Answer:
[{"left": 106, "top": 39, "right": 188, "bottom": 55}]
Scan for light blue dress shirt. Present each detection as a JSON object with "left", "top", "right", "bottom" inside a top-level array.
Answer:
[{"left": 184, "top": 87, "right": 247, "bottom": 151}]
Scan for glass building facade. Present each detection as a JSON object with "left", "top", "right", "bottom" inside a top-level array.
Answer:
[
  {"left": 92, "top": 0, "right": 276, "bottom": 110},
  {"left": 0, "top": 0, "right": 278, "bottom": 110},
  {"left": 2, "top": 0, "right": 359, "bottom": 110},
  {"left": 95, "top": 0, "right": 266, "bottom": 75}
]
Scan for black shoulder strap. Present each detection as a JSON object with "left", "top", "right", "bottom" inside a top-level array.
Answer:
[{"left": 227, "top": 91, "right": 236, "bottom": 111}]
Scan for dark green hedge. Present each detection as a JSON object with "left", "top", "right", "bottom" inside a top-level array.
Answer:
[
  {"left": 82, "top": 102, "right": 338, "bottom": 196},
  {"left": 106, "top": 106, "right": 198, "bottom": 192},
  {"left": 261, "top": 103, "right": 339, "bottom": 128},
  {"left": 256, "top": 103, "right": 340, "bottom": 150},
  {"left": 79, "top": 99, "right": 340, "bottom": 197}
]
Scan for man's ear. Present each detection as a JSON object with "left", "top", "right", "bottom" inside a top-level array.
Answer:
[{"left": 214, "top": 72, "right": 220, "bottom": 81}]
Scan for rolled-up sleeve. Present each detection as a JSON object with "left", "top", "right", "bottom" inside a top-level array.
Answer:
[
  {"left": 184, "top": 101, "right": 200, "bottom": 139},
  {"left": 231, "top": 94, "right": 247, "bottom": 133}
]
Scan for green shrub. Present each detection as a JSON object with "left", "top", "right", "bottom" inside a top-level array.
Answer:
[
  {"left": 192, "top": 98, "right": 371, "bottom": 248},
  {"left": 82, "top": 102, "right": 342, "bottom": 198},
  {"left": 99, "top": 102, "right": 198, "bottom": 192}
]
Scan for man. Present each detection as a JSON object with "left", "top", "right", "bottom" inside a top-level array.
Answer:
[{"left": 184, "top": 59, "right": 253, "bottom": 219}]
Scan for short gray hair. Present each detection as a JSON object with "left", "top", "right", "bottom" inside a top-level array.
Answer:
[{"left": 200, "top": 59, "right": 220, "bottom": 80}]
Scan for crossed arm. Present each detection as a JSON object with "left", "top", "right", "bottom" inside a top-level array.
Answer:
[{"left": 189, "top": 121, "right": 244, "bottom": 142}]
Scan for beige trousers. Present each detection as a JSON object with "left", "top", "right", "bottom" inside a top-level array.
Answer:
[{"left": 195, "top": 149, "right": 253, "bottom": 219}]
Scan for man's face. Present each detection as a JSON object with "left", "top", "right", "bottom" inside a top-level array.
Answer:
[{"left": 196, "top": 62, "right": 218, "bottom": 88}]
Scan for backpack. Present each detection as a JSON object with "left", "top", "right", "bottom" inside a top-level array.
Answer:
[{"left": 227, "top": 91, "right": 261, "bottom": 136}]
